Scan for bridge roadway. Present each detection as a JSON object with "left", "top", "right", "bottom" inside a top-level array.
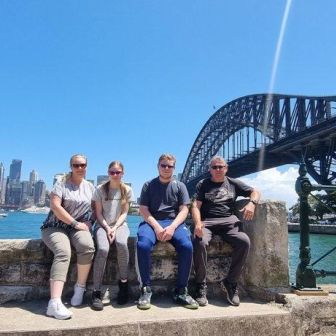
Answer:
[
  {"left": 185, "top": 117, "right": 336, "bottom": 193},
  {"left": 1, "top": 289, "right": 336, "bottom": 336}
]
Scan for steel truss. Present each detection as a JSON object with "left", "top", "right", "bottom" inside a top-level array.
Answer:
[{"left": 181, "top": 94, "right": 336, "bottom": 192}]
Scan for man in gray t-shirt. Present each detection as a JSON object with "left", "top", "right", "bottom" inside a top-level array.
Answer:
[{"left": 136, "top": 153, "right": 198, "bottom": 310}]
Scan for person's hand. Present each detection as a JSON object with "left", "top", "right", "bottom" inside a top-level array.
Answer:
[
  {"left": 75, "top": 222, "right": 91, "bottom": 231},
  {"left": 194, "top": 222, "right": 204, "bottom": 238},
  {"left": 162, "top": 225, "right": 176, "bottom": 241},
  {"left": 106, "top": 227, "right": 116, "bottom": 244},
  {"left": 240, "top": 202, "right": 256, "bottom": 221},
  {"left": 154, "top": 226, "right": 165, "bottom": 241}
]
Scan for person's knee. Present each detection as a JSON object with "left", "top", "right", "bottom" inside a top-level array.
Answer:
[
  {"left": 177, "top": 239, "right": 193, "bottom": 255},
  {"left": 54, "top": 248, "right": 71, "bottom": 264},
  {"left": 239, "top": 234, "right": 251, "bottom": 251},
  {"left": 116, "top": 241, "right": 128, "bottom": 253},
  {"left": 76, "top": 240, "right": 95, "bottom": 261},
  {"left": 137, "top": 236, "right": 153, "bottom": 254},
  {"left": 96, "top": 244, "right": 109, "bottom": 259}
]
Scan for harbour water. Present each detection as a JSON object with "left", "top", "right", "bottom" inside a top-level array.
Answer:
[{"left": 1, "top": 211, "right": 336, "bottom": 284}]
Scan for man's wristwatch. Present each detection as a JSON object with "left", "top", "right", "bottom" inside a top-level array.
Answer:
[
  {"left": 70, "top": 219, "right": 79, "bottom": 229},
  {"left": 250, "top": 199, "right": 258, "bottom": 205}
]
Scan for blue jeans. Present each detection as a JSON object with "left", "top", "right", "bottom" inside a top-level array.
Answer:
[{"left": 137, "top": 219, "right": 193, "bottom": 289}]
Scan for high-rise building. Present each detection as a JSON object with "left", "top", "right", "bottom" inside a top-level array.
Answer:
[
  {"left": 0, "top": 163, "right": 5, "bottom": 204},
  {"left": 9, "top": 159, "right": 22, "bottom": 182},
  {"left": 6, "top": 180, "right": 22, "bottom": 206},
  {"left": 20, "top": 181, "right": 33, "bottom": 207},
  {"left": 97, "top": 175, "right": 109, "bottom": 186},
  {"left": 34, "top": 180, "right": 46, "bottom": 206},
  {"left": 28, "top": 170, "right": 38, "bottom": 197}
]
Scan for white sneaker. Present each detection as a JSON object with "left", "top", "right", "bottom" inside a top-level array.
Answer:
[
  {"left": 46, "top": 299, "right": 73, "bottom": 320},
  {"left": 71, "top": 283, "right": 86, "bottom": 306}
]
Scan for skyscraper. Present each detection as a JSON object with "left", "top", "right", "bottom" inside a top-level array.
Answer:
[
  {"left": 29, "top": 170, "right": 38, "bottom": 185},
  {"left": 20, "top": 181, "right": 31, "bottom": 207},
  {"left": 28, "top": 170, "right": 38, "bottom": 196},
  {"left": 34, "top": 180, "right": 46, "bottom": 206},
  {"left": 0, "top": 163, "right": 5, "bottom": 204},
  {"left": 9, "top": 159, "right": 22, "bottom": 182}
]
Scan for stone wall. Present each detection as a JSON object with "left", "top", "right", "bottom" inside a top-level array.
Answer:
[{"left": 0, "top": 200, "right": 289, "bottom": 304}]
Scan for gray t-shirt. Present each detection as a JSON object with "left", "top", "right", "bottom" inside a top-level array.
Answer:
[
  {"left": 93, "top": 184, "right": 133, "bottom": 225},
  {"left": 41, "top": 178, "right": 95, "bottom": 231},
  {"left": 52, "top": 179, "right": 95, "bottom": 219},
  {"left": 140, "top": 177, "right": 190, "bottom": 220}
]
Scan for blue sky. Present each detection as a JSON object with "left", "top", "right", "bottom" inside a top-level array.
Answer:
[{"left": 1, "top": 1, "right": 335, "bottom": 207}]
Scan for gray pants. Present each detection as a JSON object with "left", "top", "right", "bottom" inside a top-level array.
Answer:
[
  {"left": 41, "top": 227, "right": 95, "bottom": 282},
  {"left": 93, "top": 224, "right": 130, "bottom": 290},
  {"left": 193, "top": 222, "right": 250, "bottom": 284}
]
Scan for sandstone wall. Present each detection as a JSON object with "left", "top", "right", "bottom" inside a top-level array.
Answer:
[{"left": 0, "top": 201, "right": 289, "bottom": 303}]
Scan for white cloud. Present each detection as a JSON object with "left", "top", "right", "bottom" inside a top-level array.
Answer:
[{"left": 240, "top": 166, "right": 299, "bottom": 209}]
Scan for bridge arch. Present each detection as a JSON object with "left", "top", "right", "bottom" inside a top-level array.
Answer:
[{"left": 181, "top": 94, "right": 336, "bottom": 192}]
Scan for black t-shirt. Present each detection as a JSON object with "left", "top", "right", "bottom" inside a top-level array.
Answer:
[
  {"left": 194, "top": 177, "right": 253, "bottom": 221},
  {"left": 140, "top": 177, "right": 190, "bottom": 220}
]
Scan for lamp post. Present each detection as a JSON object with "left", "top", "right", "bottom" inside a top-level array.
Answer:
[
  {"left": 295, "top": 163, "right": 316, "bottom": 288},
  {"left": 295, "top": 162, "right": 336, "bottom": 289}
]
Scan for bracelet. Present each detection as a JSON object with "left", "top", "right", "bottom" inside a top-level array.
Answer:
[{"left": 70, "top": 220, "right": 79, "bottom": 228}]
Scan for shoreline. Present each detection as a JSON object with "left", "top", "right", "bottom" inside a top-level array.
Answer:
[{"left": 288, "top": 222, "right": 336, "bottom": 235}]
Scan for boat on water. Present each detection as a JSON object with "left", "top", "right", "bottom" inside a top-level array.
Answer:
[
  {"left": 20, "top": 206, "right": 50, "bottom": 214},
  {"left": 0, "top": 212, "right": 8, "bottom": 218}
]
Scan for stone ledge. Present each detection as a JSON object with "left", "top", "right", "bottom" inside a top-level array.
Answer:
[{"left": 0, "top": 201, "right": 290, "bottom": 304}]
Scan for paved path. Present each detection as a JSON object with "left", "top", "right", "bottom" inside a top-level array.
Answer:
[{"left": 0, "top": 297, "right": 289, "bottom": 335}]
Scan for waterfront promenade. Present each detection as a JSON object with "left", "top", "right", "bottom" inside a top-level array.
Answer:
[
  {"left": 1, "top": 289, "right": 336, "bottom": 336},
  {"left": 288, "top": 222, "right": 336, "bottom": 235}
]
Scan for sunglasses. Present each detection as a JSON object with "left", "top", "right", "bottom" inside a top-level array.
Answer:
[
  {"left": 211, "top": 165, "right": 226, "bottom": 170},
  {"left": 109, "top": 171, "right": 122, "bottom": 176},
  {"left": 160, "top": 164, "right": 175, "bottom": 169},
  {"left": 72, "top": 163, "right": 87, "bottom": 169}
]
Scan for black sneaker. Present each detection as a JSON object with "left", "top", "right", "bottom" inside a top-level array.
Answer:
[
  {"left": 91, "top": 290, "right": 104, "bottom": 311},
  {"left": 221, "top": 279, "right": 240, "bottom": 306},
  {"left": 137, "top": 286, "right": 152, "bottom": 310},
  {"left": 173, "top": 287, "right": 199, "bottom": 309},
  {"left": 195, "top": 283, "right": 208, "bottom": 307},
  {"left": 117, "top": 280, "right": 129, "bottom": 305}
]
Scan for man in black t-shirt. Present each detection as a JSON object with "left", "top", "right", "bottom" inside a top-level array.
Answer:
[
  {"left": 136, "top": 153, "right": 198, "bottom": 310},
  {"left": 191, "top": 155, "right": 260, "bottom": 307}
]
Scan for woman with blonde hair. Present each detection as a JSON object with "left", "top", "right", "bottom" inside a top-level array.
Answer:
[
  {"left": 91, "top": 160, "right": 133, "bottom": 310},
  {"left": 41, "top": 154, "right": 95, "bottom": 319}
]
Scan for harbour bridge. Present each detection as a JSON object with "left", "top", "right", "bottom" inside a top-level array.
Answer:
[{"left": 181, "top": 94, "right": 336, "bottom": 194}]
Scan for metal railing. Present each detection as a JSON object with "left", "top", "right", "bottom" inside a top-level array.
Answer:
[{"left": 294, "top": 162, "right": 336, "bottom": 289}]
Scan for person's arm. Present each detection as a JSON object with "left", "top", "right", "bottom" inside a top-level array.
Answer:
[
  {"left": 240, "top": 188, "right": 261, "bottom": 221},
  {"left": 139, "top": 205, "right": 165, "bottom": 241},
  {"left": 161, "top": 204, "right": 189, "bottom": 241},
  {"left": 50, "top": 193, "right": 90, "bottom": 231},
  {"left": 113, "top": 202, "right": 129, "bottom": 230},
  {"left": 191, "top": 199, "right": 204, "bottom": 238},
  {"left": 114, "top": 187, "right": 133, "bottom": 230}
]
